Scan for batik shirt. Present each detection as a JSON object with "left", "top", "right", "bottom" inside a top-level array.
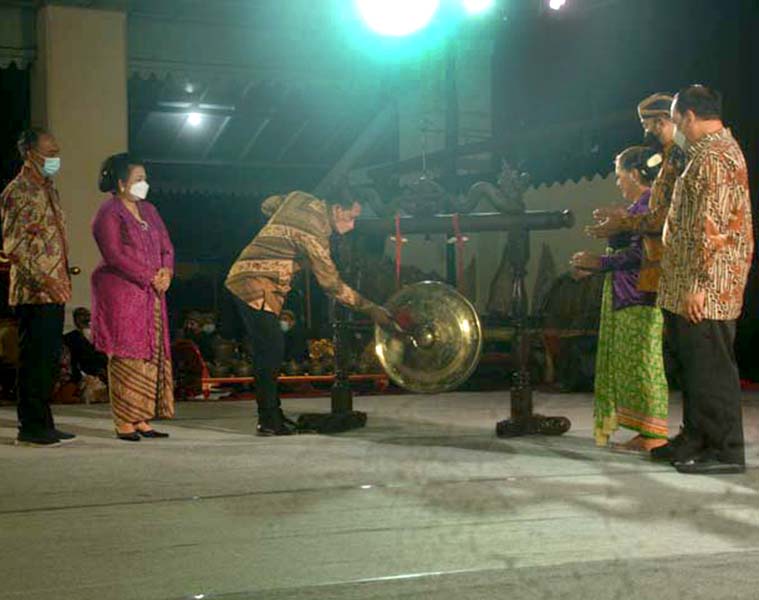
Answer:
[
  {"left": 615, "top": 141, "right": 686, "bottom": 292},
  {"left": 659, "top": 128, "right": 753, "bottom": 320},
  {"left": 1, "top": 166, "right": 71, "bottom": 306},
  {"left": 226, "top": 191, "right": 375, "bottom": 315}
]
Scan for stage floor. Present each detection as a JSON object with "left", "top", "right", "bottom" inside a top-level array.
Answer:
[{"left": 1, "top": 391, "right": 758, "bottom": 600}]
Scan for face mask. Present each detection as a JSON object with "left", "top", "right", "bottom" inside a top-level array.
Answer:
[
  {"left": 643, "top": 130, "right": 663, "bottom": 151},
  {"left": 279, "top": 321, "right": 292, "bottom": 333},
  {"left": 673, "top": 128, "right": 688, "bottom": 151},
  {"left": 202, "top": 323, "right": 216, "bottom": 334},
  {"left": 130, "top": 181, "right": 150, "bottom": 200},
  {"left": 41, "top": 156, "right": 61, "bottom": 177}
]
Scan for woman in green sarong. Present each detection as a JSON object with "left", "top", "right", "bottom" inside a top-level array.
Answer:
[{"left": 571, "top": 146, "right": 669, "bottom": 452}]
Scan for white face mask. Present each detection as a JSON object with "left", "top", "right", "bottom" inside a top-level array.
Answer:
[
  {"left": 673, "top": 127, "right": 688, "bottom": 151},
  {"left": 130, "top": 180, "right": 150, "bottom": 200},
  {"left": 40, "top": 156, "right": 61, "bottom": 177},
  {"left": 279, "top": 321, "right": 292, "bottom": 333},
  {"left": 202, "top": 323, "right": 216, "bottom": 334}
]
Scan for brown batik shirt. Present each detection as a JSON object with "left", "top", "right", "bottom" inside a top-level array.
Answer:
[
  {"left": 226, "top": 191, "right": 375, "bottom": 315},
  {"left": 615, "top": 141, "right": 686, "bottom": 292},
  {"left": 659, "top": 128, "right": 754, "bottom": 320},
  {"left": 1, "top": 165, "right": 71, "bottom": 306}
]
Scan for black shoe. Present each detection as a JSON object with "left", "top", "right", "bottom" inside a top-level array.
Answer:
[
  {"left": 650, "top": 429, "right": 693, "bottom": 462},
  {"left": 256, "top": 421, "right": 297, "bottom": 436},
  {"left": 674, "top": 458, "right": 746, "bottom": 475},
  {"left": 15, "top": 431, "right": 61, "bottom": 447},
  {"left": 651, "top": 440, "right": 682, "bottom": 461},
  {"left": 54, "top": 429, "right": 77, "bottom": 442},
  {"left": 116, "top": 431, "right": 141, "bottom": 442},
  {"left": 279, "top": 410, "right": 298, "bottom": 429},
  {"left": 137, "top": 429, "right": 170, "bottom": 439}
]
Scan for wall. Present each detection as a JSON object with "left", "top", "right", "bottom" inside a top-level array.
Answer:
[
  {"left": 383, "top": 173, "right": 615, "bottom": 314},
  {"left": 30, "top": 5, "right": 128, "bottom": 319}
]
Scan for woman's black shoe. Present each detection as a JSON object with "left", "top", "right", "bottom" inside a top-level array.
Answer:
[
  {"left": 116, "top": 431, "right": 141, "bottom": 442},
  {"left": 137, "top": 429, "right": 170, "bottom": 438}
]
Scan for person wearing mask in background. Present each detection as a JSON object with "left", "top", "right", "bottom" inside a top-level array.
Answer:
[
  {"left": 226, "top": 188, "right": 393, "bottom": 436},
  {"left": 91, "top": 153, "right": 175, "bottom": 442},
  {"left": 63, "top": 307, "right": 108, "bottom": 384},
  {"left": 181, "top": 312, "right": 216, "bottom": 363},
  {"left": 279, "top": 309, "right": 309, "bottom": 367},
  {"left": 1, "top": 128, "right": 75, "bottom": 446}
]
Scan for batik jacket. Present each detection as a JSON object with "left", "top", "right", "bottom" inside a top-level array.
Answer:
[
  {"left": 226, "top": 191, "right": 374, "bottom": 315},
  {"left": 659, "top": 129, "right": 754, "bottom": 320},
  {"left": 1, "top": 166, "right": 71, "bottom": 306}
]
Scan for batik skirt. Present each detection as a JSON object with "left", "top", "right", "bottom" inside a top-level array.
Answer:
[
  {"left": 108, "top": 298, "right": 174, "bottom": 427},
  {"left": 594, "top": 274, "right": 668, "bottom": 446}
]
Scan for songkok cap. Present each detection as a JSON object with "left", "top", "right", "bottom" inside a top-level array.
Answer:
[
  {"left": 261, "top": 195, "right": 284, "bottom": 217},
  {"left": 637, "top": 93, "right": 674, "bottom": 120}
]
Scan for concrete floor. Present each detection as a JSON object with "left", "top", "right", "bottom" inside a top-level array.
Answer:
[{"left": 1, "top": 391, "right": 758, "bottom": 600}]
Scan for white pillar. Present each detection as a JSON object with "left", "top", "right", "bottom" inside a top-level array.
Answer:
[{"left": 30, "top": 5, "right": 128, "bottom": 320}]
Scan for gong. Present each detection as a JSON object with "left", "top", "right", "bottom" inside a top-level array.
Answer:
[{"left": 375, "top": 281, "right": 483, "bottom": 394}]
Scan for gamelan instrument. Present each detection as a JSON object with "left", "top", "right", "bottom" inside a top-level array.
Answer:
[{"left": 374, "top": 281, "right": 482, "bottom": 394}]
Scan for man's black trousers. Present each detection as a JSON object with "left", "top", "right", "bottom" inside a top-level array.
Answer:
[
  {"left": 663, "top": 310, "right": 744, "bottom": 464},
  {"left": 234, "top": 297, "right": 285, "bottom": 426},
  {"left": 16, "top": 303, "right": 64, "bottom": 436}
]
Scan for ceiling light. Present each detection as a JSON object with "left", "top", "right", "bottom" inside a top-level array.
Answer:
[
  {"left": 355, "top": 0, "right": 440, "bottom": 37},
  {"left": 462, "top": 0, "right": 494, "bottom": 15},
  {"left": 187, "top": 112, "right": 203, "bottom": 127},
  {"left": 548, "top": 0, "right": 567, "bottom": 10}
]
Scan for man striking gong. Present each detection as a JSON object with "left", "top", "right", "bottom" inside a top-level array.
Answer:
[{"left": 226, "top": 189, "right": 392, "bottom": 436}]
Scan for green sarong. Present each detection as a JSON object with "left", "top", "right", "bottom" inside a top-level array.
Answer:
[{"left": 594, "top": 274, "right": 668, "bottom": 446}]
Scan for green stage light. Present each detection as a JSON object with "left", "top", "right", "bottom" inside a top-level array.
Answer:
[
  {"left": 355, "top": 0, "right": 441, "bottom": 37},
  {"left": 462, "top": 0, "right": 495, "bottom": 14}
]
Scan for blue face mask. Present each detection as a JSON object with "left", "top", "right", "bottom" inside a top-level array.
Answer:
[{"left": 41, "top": 156, "right": 61, "bottom": 177}]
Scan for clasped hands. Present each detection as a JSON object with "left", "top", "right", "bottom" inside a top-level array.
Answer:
[{"left": 151, "top": 267, "right": 173, "bottom": 293}]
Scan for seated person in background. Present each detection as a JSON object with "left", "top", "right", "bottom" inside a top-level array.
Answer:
[
  {"left": 180, "top": 311, "right": 216, "bottom": 363},
  {"left": 63, "top": 308, "right": 107, "bottom": 384},
  {"left": 279, "top": 309, "right": 309, "bottom": 370}
]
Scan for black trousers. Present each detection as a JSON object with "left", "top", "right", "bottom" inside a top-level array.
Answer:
[
  {"left": 16, "top": 303, "right": 65, "bottom": 436},
  {"left": 663, "top": 310, "right": 745, "bottom": 464},
  {"left": 234, "top": 297, "right": 285, "bottom": 424}
]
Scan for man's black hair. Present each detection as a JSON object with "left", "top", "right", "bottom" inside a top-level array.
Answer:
[{"left": 673, "top": 85, "right": 723, "bottom": 120}]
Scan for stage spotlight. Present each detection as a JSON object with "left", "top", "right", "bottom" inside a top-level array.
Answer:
[
  {"left": 355, "top": 0, "right": 440, "bottom": 37},
  {"left": 187, "top": 112, "right": 203, "bottom": 127},
  {"left": 462, "top": 0, "right": 495, "bottom": 14},
  {"left": 548, "top": 0, "right": 567, "bottom": 9}
]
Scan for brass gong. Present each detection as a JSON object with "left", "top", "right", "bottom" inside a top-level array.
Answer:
[{"left": 375, "top": 281, "right": 483, "bottom": 394}]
